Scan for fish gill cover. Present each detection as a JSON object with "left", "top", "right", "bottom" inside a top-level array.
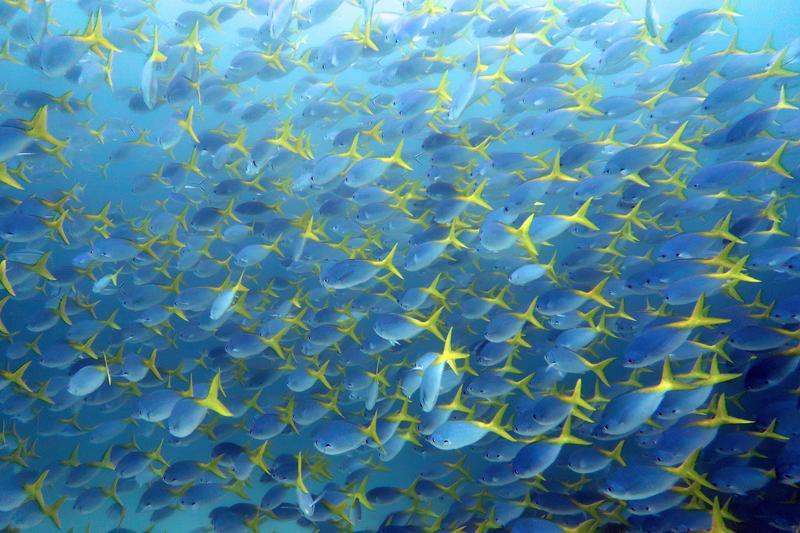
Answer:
[{"left": 0, "top": 0, "right": 798, "bottom": 531}]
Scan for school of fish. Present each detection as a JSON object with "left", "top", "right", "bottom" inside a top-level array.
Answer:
[{"left": 0, "top": 0, "right": 799, "bottom": 531}]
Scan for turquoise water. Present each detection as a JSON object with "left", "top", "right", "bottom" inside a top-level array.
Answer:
[{"left": 1, "top": 0, "right": 800, "bottom": 532}]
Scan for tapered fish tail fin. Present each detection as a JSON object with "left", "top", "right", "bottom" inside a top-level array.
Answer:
[
  {"left": 555, "top": 378, "right": 595, "bottom": 414},
  {"left": 467, "top": 136, "right": 492, "bottom": 159},
  {"left": 42, "top": 210, "right": 69, "bottom": 245},
  {"left": 507, "top": 372, "right": 535, "bottom": 400},
  {"left": 77, "top": 10, "right": 121, "bottom": 54},
  {"left": 458, "top": 179, "right": 492, "bottom": 210},
  {"left": 566, "top": 53, "right": 590, "bottom": 80},
  {"left": 0, "top": 260, "right": 14, "bottom": 297},
  {"left": 747, "top": 418, "right": 788, "bottom": 441},
  {"left": 573, "top": 277, "right": 612, "bottom": 308},
  {"left": 101, "top": 308, "right": 121, "bottom": 331},
  {"left": 510, "top": 296, "right": 546, "bottom": 329},
  {"left": 356, "top": 12, "right": 378, "bottom": 52},
  {"left": 195, "top": 371, "right": 233, "bottom": 417},
  {"left": 770, "top": 85, "right": 798, "bottom": 111},
  {"left": 559, "top": 198, "right": 599, "bottom": 230},
  {"left": 143, "top": 349, "right": 163, "bottom": 381},
  {"left": 56, "top": 295, "right": 72, "bottom": 325},
  {"left": 179, "top": 106, "right": 200, "bottom": 144},
  {"left": 711, "top": 0, "right": 741, "bottom": 22},
  {"left": 296, "top": 452, "right": 309, "bottom": 494},
  {"left": 23, "top": 106, "right": 67, "bottom": 148},
  {"left": 134, "top": 234, "right": 160, "bottom": 261},
  {"left": 180, "top": 21, "right": 204, "bottom": 53},
  {"left": 378, "top": 140, "right": 412, "bottom": 170},
  {"left": 667, "top": 293, "right": 731, "bottom": 329},
  {"left": 441, "top": 219, "right": 469, "bottom": 251},
  {"left": 691, "top": 393, "right": 754, "bottom": 428},
  {"left": 27, "top": 251, "right": 55, "bottom": 281},
  {"left": 53, "top": 90, "right": 74, "bottom": 113},
  {"left": 598, "top": 440, "right": 626, "bottom": 466},
  {"left": 42, "top": 495, "right": 65, "bottom": 529},
  {"left": 307, "top": 360, "right": 332, "bottom": 390},
  {"left": 576, "top": 354, "right": 614, "bottom": 387},
  {"left": 505, "top": 213, "right": 538, "bottom": 258},
  {"left": 406, "top": 306, "right": 445, "bottom": 341},
  {"left": 360, "top": 411, "right": 384, "bottom": 451},
  {"left": 615, "top": 0, "right": 630, "bottom": 15},
  {"left": 23, "top": 470, "right": 49, "bottom": 509},
  {"left": 149, "top": 27, "right": 168, "bottom": 63},
  {"left": 546, "top": 414, "right": 591, "bottom": 445},
  {"left": 659, "top": 121, "right": 695, "bottom": 152},
  {"left": 638, "top": 356, "right": 695, "bottom": 394},
  {"left": 753, "top": 141, "right": 792, "bottom": 178},
  {"left": 367, "top": 243, "right": 403, "bottom": 280},
  {"left": 347, "top": 475, "right": 374, "bottom": 510},
  {"left": 473, "top": 404, "right": 516, "bottom": 441},
  {"left": 361, "top": 119, "right": 384, "bottom": 144},
  {"left": 3, "top": 360, "right": 33, "bottom": 393},
  {"left": 204, "top": 5, "right": 225, "bottom": 31},
  {"left": 197, "top": 454, "right": 227, "bottom": 478},
  {"left": 661, "top": 449, "right": 716, "bottom": 489}
]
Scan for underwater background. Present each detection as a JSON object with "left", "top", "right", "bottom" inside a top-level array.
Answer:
[{"left": 1, "top": 0, "right": 800, "bottom": 532}]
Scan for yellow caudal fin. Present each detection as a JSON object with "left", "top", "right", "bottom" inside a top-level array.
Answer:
[
  {"left": 361, "top": 119, "right": 384, "bottom": 144},
  {"left": 554, "top": 379, "right": 595, "bottom": 413},
  {"left": 101, "top": 308, "right": 120, "bottom": 330},
  {"left": 179, "top": 106, "right": 200, "bottom": 144},
  {"left": 405, "top": 306, "right": 445, "bottom": 341},
  {"left": 690, "top": 393, "right": 753, "bottom": 428},
  {"left": 565, "top": 53, "right": 590, "bottom": 80},
  {"left": 472, "top": 404, "right": 516, "bottom": 442},
  {"left": 509, "top": 296, "right": 546, "bottom": 329},
  {"left": 666, "top": 293, "right": 731, "bottom": 329},
  {"left": 23, "top": 470, "right": 55, "bottom": 521},
  {"left": 505, "top": 213, "right": 538, "bottom": 259},
  {"left": 143, "top": 349, "right": 163, "bottom": 381},
  {"left": 41, "top": 210, "right": 69, "bottom": 245},
  {"left": 559, "top": 198, "right": 599, "bottom": 230},
  {"left": 367, "top": 243, "right": 403, "bottom": 280},
  {"left": 307, "top": 360, "right": 332, "bottom": 390},
  {"left": 598, "top": 440, "right": 626, "bottom": 466},
  {"left": 752, "top": 141, "right": 792, "bottom": 178},
  {"left": 456, "top": 179, "right": 492, "bottom": 210},
  {"left": 56, "top": 295, "right": 72, "bottom": 325},
  {"left": 76, "top": 10, "right": 121, "bottom": 54},
  {"left": 753, "top": 47, "right": 797, "bottom": 80},
  {"left": 179, "top": 21, "right": 203, "bottom": 53},
  {"left": 195, "top": 371, "right": 233, "bottom": 417},
  {"left": 651, "top": 121, "right": 695, "bottom": 153},
  {"left": 2, "top": 361, "right": 34, "bottom": 393},
  {"left": 23, "top": 106, "right": 67, "bottom": 148},
  {"left": 575, "top": 353, "right": 614, "bottom": 386},
  {"left": 0, "top": 260, "right": 14, "bottom": 296},
  {"left": 573, "top": 277, "right": 613, "bottom": 308},
  {"left": 296, "top": 452, "right": 309, "bottom": 494},
  {"left": 377, "top": 140, "right": 412, "bottom": 170},
  {"left": 545, "top": 414, "right": 591, "bottom": 445},
  {"left": 149, "top": 27, "right": 167, "bottom": 63},
  {"left": 711, "top": 0, "right": 740, "bottom": 22},
  {"left": 0, "top": 163, "right": 24, "bottom": 190},
  {"left": 27, "top": 252, "right": 55, "bottom": 281},
  {"left": 360, "top": 411, "right": 384, "bottom": 451},
  {"left": 769, "top": 85, "right": 798, "bottom": 111},
  {"left": 661, "top": 449, "right": 715, "bottom": 490},
  {"left": 638, "top": 356, "right": 695, "bottom": 394}
]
